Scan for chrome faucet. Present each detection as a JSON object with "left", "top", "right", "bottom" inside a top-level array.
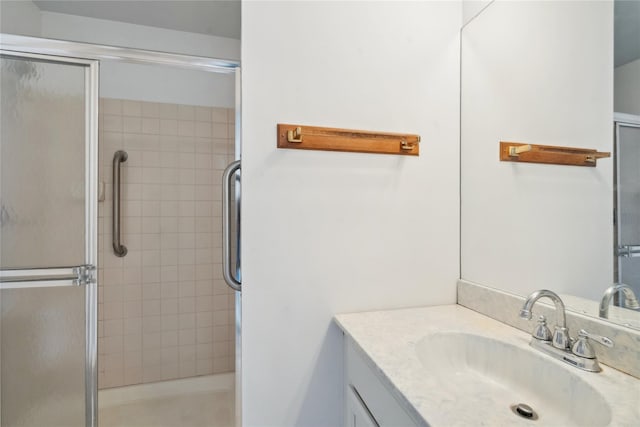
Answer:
[
  {"left": 599, "top": 283, "right": 640, "bottom": 319},
  {"left": 519, "top": 289, "right": 571, "bottom": 349},
  {"left": 520, "top": 289, "right": 613, "bottom": 372}
]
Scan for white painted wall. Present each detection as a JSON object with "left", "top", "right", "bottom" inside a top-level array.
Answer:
[
  {"left": 0, "top": 0, "right": 41, "bottom": 37},
  {"left": 40, "top": 11, "right": 239, "bottom": 60},
  {"left": 95, "top": 61, "right": 234, "bottom": 108},
  {"left": 615, "top": 58, "right": 640, "bottom": 116},
  {"left": 461, "top": 1, "right": 613, "bottom": 300},
  {"left": 242, "top": 1, "right": 461, "bottom": 425},
  {"left": 39, "top": 12, "right": 238, "bottom": 108}
]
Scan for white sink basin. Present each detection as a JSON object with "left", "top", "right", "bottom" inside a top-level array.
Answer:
[{"left": 415, "top": 332, "right": 612, "bottom": 426}]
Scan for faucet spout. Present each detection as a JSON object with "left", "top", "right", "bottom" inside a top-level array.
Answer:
[
  {"left": 520, "top": 289, "right": 567, "bottom": 329},
  {"left": 599, "top": 283, "right": 640, "bottom": 318}
]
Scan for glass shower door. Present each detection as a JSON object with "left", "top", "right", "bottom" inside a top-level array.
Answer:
[
  {"left": 616, "top": 122, "right": 640, "bottom": 299},
  {"left": 0, "top": 51, "right": 98, "bottom": 426}
]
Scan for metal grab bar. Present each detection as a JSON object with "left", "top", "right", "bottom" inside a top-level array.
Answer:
[
  {"left": 112, "top": 151, "right": 128, "bottom": 257},
  {"left": 222, "top": 160, "right": 241, "bottom": 291}
]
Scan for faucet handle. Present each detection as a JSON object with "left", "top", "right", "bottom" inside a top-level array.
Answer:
[
  {"left": 532, "top": 315, "right": 552, "bottom": 341},
  {"left": 578, "top": 330, "right": 613, "bottom": 347},
  {"left": 552, "top": 326, "right": 571, "bottom": 350},
  {"left": 572, "top": 329, "right": 614, "bottom": 359}
]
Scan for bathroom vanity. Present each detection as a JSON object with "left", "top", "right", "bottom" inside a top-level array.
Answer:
[
  {"left": 335, "top": 305, "right": 640, "bottom": 427},
  {"left": 344, "top": 335, "right": 419, "bottom": 426}
]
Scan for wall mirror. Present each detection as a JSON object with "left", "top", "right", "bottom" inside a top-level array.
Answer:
[{"left": 460, "top": 0, "right": 640, "bottom": 331}]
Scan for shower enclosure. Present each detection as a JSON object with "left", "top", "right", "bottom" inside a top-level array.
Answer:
[
  {"left": 0, "top": 35, "right": 240, "bottom": 427},
  {"left": 96, "top": 96, "right": 237, "bottom": 427}
]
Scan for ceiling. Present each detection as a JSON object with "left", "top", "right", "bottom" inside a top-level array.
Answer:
[
  {"left": 615, "top": 0, "right": 640, "bottom": 67},
  {"left": 33, "top": 0, "right": 241, "bottom": 40}
]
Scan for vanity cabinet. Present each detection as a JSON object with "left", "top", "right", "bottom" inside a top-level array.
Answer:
[{"left": 344, "top": 336, "right": 420, "bottom": 427}]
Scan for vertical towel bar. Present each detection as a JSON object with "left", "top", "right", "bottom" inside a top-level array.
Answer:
[{"left": 112, "top": 151, "right": 128, "bottom": 257}]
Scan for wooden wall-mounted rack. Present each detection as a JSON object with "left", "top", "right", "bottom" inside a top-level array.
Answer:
[
  {"left": 277, "top": 124, "right": 420, "bottom": 156},
  {"left": 499, "top": 142, "right": 610, "bottom": 167}
]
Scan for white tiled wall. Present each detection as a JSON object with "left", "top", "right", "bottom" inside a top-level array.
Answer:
[{"left": 97, "top": 98, "right": 236, "bottom": 388}]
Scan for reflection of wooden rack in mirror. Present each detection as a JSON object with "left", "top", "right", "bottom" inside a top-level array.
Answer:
[
  {"left": 277, "top": 124, "right": 420, "bottom": 156},
  {"left": 499, "top": 142, "right": 611, "bottom": 167}
]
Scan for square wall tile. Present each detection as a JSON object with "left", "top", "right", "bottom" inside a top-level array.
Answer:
[{"left": 98, "top": 99, "right": 235, "bottom": 389}]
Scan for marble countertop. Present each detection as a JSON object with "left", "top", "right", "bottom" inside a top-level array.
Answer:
[{"left": 334, "top": 305, "right": 640, "bottom": 427}]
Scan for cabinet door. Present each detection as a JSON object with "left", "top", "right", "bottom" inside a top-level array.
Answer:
[{"left": 347, "top": 385, "right": 379, "bottom": 427}]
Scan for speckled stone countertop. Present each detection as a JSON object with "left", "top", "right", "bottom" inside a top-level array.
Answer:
[{"left": 334, "top": 305, "right": 640, "bottom": 427}]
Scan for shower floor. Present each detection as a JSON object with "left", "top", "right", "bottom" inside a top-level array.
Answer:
[{"left": 98, "top": 373, "right": 235, "bottom": 427}]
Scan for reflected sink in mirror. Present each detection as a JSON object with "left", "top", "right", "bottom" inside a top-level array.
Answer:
[{"left": 415, "top": 332, "right": 612, "bottom": 427}]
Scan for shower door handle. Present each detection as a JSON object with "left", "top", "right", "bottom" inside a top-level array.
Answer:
[
  {"left": 112, "top": 151, "right": 128, "bottom": 257},
  {"left": 0, "top": 265, "right": 96, "bottom": 289},
  {"left": 223, "top": 160, "right": 241, "bottom": 291}
]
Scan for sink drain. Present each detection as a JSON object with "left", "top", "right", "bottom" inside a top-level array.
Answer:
[{"left": 510, "top": 403, "right": 539, "bottom": 421}]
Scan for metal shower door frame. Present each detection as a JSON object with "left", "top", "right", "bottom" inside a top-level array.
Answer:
[
  {"left": 614, "top": 113, "right": 640, "bottom": 286},
  {"left": 1, "top": 33, "right": 242, "bottom": 427},
  {"left": 0, "top": 49, "right": 99, "bottom": 426}
]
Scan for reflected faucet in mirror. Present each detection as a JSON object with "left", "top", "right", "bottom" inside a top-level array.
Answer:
[{"left": 600, "top": 284, "right": 640, "bottom": 319}]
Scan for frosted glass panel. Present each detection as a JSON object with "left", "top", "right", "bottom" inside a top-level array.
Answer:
[
  {"left": 0, "top": 55, "right": 86, "bottom": 269},
  {"left": 618, "top": 125, "right": 640, "bottom": 297},
  {"left": 0, "top": 53, "right": 91, "bottom": 426},
  {"left": 1, "top": 287, "right": 86, "bottom": 427}
]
